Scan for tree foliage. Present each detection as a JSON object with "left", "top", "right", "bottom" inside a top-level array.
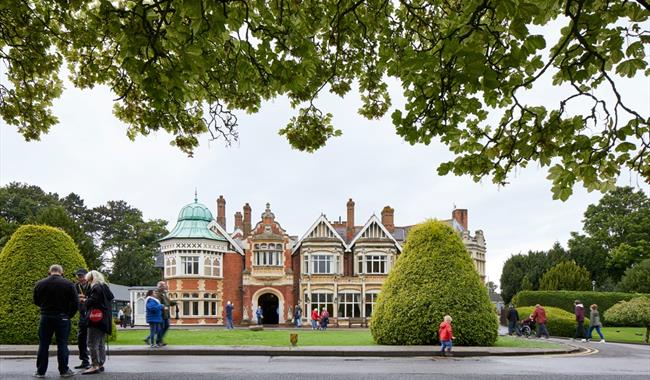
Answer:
[
  {"left": 617, "top": 259, "right": 650, "bottom": 294},
  {"left": 370, "top": 220, "right": 498, "bottom": 346},
  {"left": 539, "top": 260, "right": 591, "bottom": 291},
  {"left": 2, "top": 1, "right": 648, "bottom": 197},
  {"left": 604, "top": 297, "right": 650, "bottom": 343}
]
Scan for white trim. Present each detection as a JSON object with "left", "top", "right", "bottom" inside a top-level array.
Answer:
[
  {"left": 208, "top": 221, "right": 244, "bottom": 255},
  {"left": 291, "top": 214, "right": 347, "bottom": 254},
  {"left": 348, "top": 215, "right": 403, "bottom": 252}
]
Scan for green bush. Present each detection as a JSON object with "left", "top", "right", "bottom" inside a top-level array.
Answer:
[
  {"left": 108, "top": 321, "right": 118, "bottom": 342},
  {"left": 370, "top": 220, "right": 498, "bottom": 346},
  {"left": 512, "top": 290, "right": 647, "bottom": 325},
  {"left": 516, "top": 306, "right": 588, "bottom": 338},
  {"left": 604, "top": 297, "right": 650, "bottom": 343},
  {"left": 0, "top": 225, "right": 86, "bottom": 344},
  {"left": 617, "top": 259, "right": 650, "bottom": 293},
  {"left": 539, "top": 261, "right": 591, "bottom": 291}
]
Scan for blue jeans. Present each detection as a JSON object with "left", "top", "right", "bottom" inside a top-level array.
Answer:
[
  {"left": 149, "top": 323, "right": 161, "bottom": 345},
  {"left": 440, "top": 340, "right": 453, "bottom": 352},
  {"left": 36, "top": 314, "right": 71, "bottom": 375},
  {"left": 588, "top": 326, "right": 604, "bottom": 340},
  {"left": 311, "top": 320, "right": 318, "bottom": 329},
  {"left": 226, "top": 316, "right": 234, "bottom": 329},
  {"left": 508, "top": 320, "right": 521, "bottom": 336},
  {"left": 536, "top": 323, "right": 549, "bottom": 338},
  {"left": 157, "top": 318, "right": 170, "bottom": 344},
  {"left": 295, "top": 316, "right": 302, "bottom": 327}
]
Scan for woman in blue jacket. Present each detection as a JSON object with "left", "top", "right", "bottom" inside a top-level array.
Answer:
[{"left": 145, "top": 290, "right": 163, "bottom": 348}]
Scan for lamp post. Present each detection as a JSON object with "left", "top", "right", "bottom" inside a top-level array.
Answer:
[{"left": 592, "top": 280, "right": 596, "bottom": 291}]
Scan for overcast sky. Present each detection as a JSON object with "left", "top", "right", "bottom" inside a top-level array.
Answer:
[{"left": 1, "top": 46, "right": 648, "bottom": 289}]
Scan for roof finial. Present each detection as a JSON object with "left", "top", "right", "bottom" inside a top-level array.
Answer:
[{"left": 194, "top": 188, "right": 198, "bottom": 203}]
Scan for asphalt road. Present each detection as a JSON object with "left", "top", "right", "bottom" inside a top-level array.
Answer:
[{"left": 1, "top": 341, "right": 648, "bottom": 379}]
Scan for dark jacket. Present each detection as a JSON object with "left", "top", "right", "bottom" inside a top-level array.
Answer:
[
  {"left": 33, "top": 274, "right": 78, "bottom": 318},
  {"left": 575, "top": 304, "right": 585, "bottom": 322},
  {"left": 75, "top": 281, "right": 91, "bottom": 319},
  {"left": 507, "top": 307, "right": 519, "bottom": 322},
  {"left": 226, "top": 303, "right": 233, "bottom": 318},
  {"left": 154, "top": 289, "right": 176, "bottom": 320},
  {"left": 85, "top": 283, "right": 114, "bottom": 334}
]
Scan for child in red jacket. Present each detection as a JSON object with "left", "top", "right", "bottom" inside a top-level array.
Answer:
[{"left": 438, "top": 315, "right": 455, "bottom": 356}]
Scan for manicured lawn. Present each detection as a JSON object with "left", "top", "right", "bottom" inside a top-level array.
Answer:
[
  {"left": 114, "top": 328, "right": 562, "bottom": 348},
  {"left": 600, "top": 327, "right": 649, "bottom": 344}
]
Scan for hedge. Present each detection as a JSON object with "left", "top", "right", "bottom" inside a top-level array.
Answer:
[
  {"left": 512, "top": 290, "right": 648, "bottom": 325},
  {"left": 604, "top": 297, "right": 650, "bottom": 343},
  {"left": 0, "top": 225, "right": 87, "bottom": 344},
  {"left": 370, "top": 220, "right": 498, "bottom": 346},
  {"left": 516, "top": 306, "right": 588, "bottom": 338}
]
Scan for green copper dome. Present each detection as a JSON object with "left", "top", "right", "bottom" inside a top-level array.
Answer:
[{"left": 159, "top": 198, "right": 226, "bottom": 242}]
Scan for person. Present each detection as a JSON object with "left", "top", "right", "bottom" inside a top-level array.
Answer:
[
  {"left": 82, "top": 270, "right": 114, "bottom": 375},
  {"left": 320, "top": 307, "right": 330, "bottom": 330},
  {"left": 506, "top": 304, "right": 520, "bottom": 336},
  {"left": 294, "top": 304, "right": 302, "bottom": 328},
  {"left": 587, "top": 304, "right": 605, "bottom": 343},
  {"left": 154, "top": 281, "right": 176, "bottom": 346},
  {"left": 438, "top": 315, "right": 454, "bottom": 357},
  {"left": 532, "top": 304, "right": 550, "bottom": 338},
  {"left": 225, "top": 301, "right": 234, "bottom": 330},
  {"left": 33, "top": 264, "right": 79, "bottom": 378},
  {"left": 123, "top": 303, "right": 133, "bottom": 327},
  {"left": 146, "top": 289, "right": 163, "bottom": 348},
  {"left": 311, "top": 307, "right": 319, "bottom": 330},
  {"left": 256, "top": 305, "right": 263, "bottom": 325},
  {"left": 574, "top": 300, "right": 587, "bottom": 342},
  {"left": 118, "top": 307, "right": 125, "bottom": 328},
  {"left": 73, "top": 268, "right": 91, "bottom": 370}
]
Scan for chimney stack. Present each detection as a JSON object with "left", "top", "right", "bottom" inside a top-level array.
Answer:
[
  {"left": 234, "top": 211, "right": 243, "bottom": 231},
  {"left": 216, "top": 195, "right": 226, "bottom": 229},
  {"left": 381, "top": 205, "right": 395, "bottom": 233},
  {"left": 346, "top": 198, "right": 355, "bottom": 241},
  {"left": 452, "top": 208, "right": 468, "bottom": 231},
  {"left": 243, "top": 203, "right": 252, "bottom": 237}
]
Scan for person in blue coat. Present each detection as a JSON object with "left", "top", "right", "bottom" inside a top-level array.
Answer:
[{"left": 145, "top": 290, "right": 163, "bottom": 348}]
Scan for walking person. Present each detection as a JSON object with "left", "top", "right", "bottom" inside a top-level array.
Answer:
[
  {"left": 73, "top": 268, "right": 91, "bottom": 370},
  {"left": 438, "top": 315, "right": 455, "bottom": 357},
  {"left": 320, "top": 307, "right": 330, "bottom": 330},
  {"left": 587, "top": 304, "right": 606, "bottom": 343},
  {"left": 225, "top": 301, "right": 234, "bottom": 330},
  {"left": 532, "top": 304, "right": 550, "bottom": 338},
  {"left": 123, "top": 303, "right": 133, "bottom": 327},
  {"left": 506, "top": 304, "right": 520, "bottom": 336},
  {"left": 154, "top": 281, "right": 176, "bottom": 346},
  {"left": 311, "top": 308, "right": 319, "bottom": 330},
  {"left": 574, "top": 300, "right": 587, "bottom": 342},
  {"left": 33, "top": 264, "right": 79, "bottom": 378},
  {"left": 117, "top": 307, "right": 125, "bottom": 328},
  {"left": 256, "top": 305, "right": 264, "bottom": 325},
  {"left": 82, "top": 270, "right": 114, "bottom": 375},
  {"left": 294, "top": 304, "right": 302, "bottom": 328},
  {"left": 146, "top": 290, "right": 163, "bottom": 348}
]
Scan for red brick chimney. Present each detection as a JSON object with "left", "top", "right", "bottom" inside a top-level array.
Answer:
[
  {"left": 346, "top": 198, "right": 355, "bottom": 241},
  {"left": 216, "top": 195, "right": 226, "bottom": 229},
  {"left": 234, "top": 211, "right": 243, "bottom": 231},
  {"left": 381, "top": 205, "right": 395, "bottom": 233},
  {"left": 243, "top": 203, "right": 252, "bottom": 237},
  {"left": 452, "top": 208, "right": 468, "bottom": 231}
]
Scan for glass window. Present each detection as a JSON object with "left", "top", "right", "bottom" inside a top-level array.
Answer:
[
  {"left": 310, "top": 292, "right": 334, "bottom": 316},
  {"left": 365, "top": 255, "right": 387, "bottom": 274},
  {"left": 311, "top": 255, "right": 331, "bottom": 274},
  {"left": 181, "top": 256, "right": 199, "bottom": 275},
  {"left": 338, "top": 293, "right": 361, "bottom": 318},
  {"left": 365, "top": 293, "right": 378, "bottom": 317},
  {"left": 254, "top": 244, "right": 282, "bottom": 266}
]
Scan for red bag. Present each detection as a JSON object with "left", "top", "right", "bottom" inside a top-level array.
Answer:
[{"left": 88, "top": 308, "right": 103, "bottom": 323}]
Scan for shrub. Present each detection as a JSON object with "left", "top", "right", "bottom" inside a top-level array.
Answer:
[
  {"left": 108, "top": 321, "right": 118, "bottom": 342},
  {"left": 512, "top": 290, "right": 647, "bottom": 325},
  {"left": 0, "top": 225, "right": 86, "bottom": 344},
  {"left": 539, "top": 261, "right": 591, "bottom": 291},
  {"left": 516, "top": 306, "right": 588, "bottom": 338},
  {"left": 370, "top": 220, "right": 498, "bottom": 346},
  {"left": 617, "top": 259, "right": 650, "bottom": 293},
  {"left": 604, "top": 297, "right": 650, "bottom": 343}
]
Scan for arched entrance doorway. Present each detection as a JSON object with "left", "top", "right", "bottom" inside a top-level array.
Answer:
[{"left": 258, "top": 293, "right": 279, "bottom": 324}]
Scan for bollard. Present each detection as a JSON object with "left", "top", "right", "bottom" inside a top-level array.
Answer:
[{"left": 290, "top": 333, "right": 298, "bottom": 347}]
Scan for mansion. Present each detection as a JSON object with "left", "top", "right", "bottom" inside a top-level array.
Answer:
[{"left": 154, "top": 196, "right": 486, "bottom": 326}]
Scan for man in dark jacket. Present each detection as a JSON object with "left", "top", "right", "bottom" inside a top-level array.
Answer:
[
  {"left": 574, "top": 300, "right": 587, "bottom": 342},
  {"left": 73, "top": 268, "right": 91, "bottom": 369},
  {"left": 33, "top": 264, "right": 79, "bottom": 378},
  {"left": 506, "top": 305, "right": 521, "bottom": 336},
  {"left": 154, "top": 281, "right": 176, "bottom": 346}
]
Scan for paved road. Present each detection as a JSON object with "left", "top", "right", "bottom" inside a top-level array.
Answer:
[{"left": 1, "top": 341, "right": 648, "bottom": 379}]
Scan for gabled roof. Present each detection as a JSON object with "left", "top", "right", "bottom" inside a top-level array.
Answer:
[
  {"left": 208, "top": 221, "right": 244, "bottom": 255},
  {"left": 348, "top": 215, "right": 403, "bottom": 252},
  {"left": 291, "top": 214, "right": 347, "bottom": 254}
]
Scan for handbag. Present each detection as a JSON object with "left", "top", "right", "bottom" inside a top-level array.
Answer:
[{"left": 88, "top": 308, "right": 103, "bottom": 323}]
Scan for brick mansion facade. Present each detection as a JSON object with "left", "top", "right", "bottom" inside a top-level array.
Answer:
[{"left": 156, "top": 196, "right": 486, "bottom": 325}]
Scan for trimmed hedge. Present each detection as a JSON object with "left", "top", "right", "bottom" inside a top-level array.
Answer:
[
  {"left": 516, "top": 306, "right": 588, "bottom": 338},
  {"left": 512, "top": 290, "right": 648, "bottom": 325},
  {"left": 604, "top": 297, "right": 650, "bottom": 344},
  {"left": 370, "top": 220, "right": 498, "bottom": 346},
  {"left": 0, "top": 225, "right": 86, "bottom": 344}
]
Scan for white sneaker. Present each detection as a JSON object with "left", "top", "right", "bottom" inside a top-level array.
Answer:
[
  {"left": 580, "top": 339, "right": 587, "bottom": 342},
  {"left": 600, "top": 339, "right": 605, "bottom": 343}
]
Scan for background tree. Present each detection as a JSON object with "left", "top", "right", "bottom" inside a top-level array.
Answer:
[
  {"left": 604, "top": 297, "right": 650, "bottom": 343},
  {"left": 2, "top": 1, "right": 648, "bottom": 198},
  {"left": 539, "top": 261, "right": 591, "bottom": 291},
  {"left": 617, "top": 259, "right": 650, "bottom": 294}
]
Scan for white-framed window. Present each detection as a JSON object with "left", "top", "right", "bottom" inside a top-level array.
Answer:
[
  {"left": 165, "top": 257, "right": 177, "bottom": 277},
  {"left": 182, "top": 293, "right": 200, "bottom": 316},
  {"left": 358, "top": 254, "right": 388, "bottom": 274},
  {"left": 365, "top": 292, "right": 378, "bottom": 317},
  {"left": 253, "top": 243, "right": 283, "bottom": 266},
  {"left": 181, "top": 293, "right": 219, "bottom": 317},
  {"left": 308, "top": 292, "right": 334, "bottom": 316},
  {"left": 203, "top": 255, "right": 222, "bottom": 277},
  {"left": 338, "top": 292, "right": 361, "bottom": 318},
  {"left": 203, "top": 293, "right": 218, "bottom": 316},
  {"left": 181, "top": 256, "right": 199, "bottom": 275}
]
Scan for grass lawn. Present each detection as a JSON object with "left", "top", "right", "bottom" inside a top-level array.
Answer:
[
  {"left": 600, "top": 327, "right": 649, "bottom": 344},
  {"left": 114, "top": 328, "right": 562, "bottom": 348}
]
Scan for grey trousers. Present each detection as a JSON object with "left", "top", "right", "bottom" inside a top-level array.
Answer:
[{"left": 87, "top": 327, "right": 106, "bottom": 366}]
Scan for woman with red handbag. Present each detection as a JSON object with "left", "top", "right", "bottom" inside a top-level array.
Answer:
[{"left": 82, "top": 270, "right": 114, "bottom": 375}]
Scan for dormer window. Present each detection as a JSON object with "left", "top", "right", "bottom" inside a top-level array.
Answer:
[{"left": 253, "top": 243, "right": 283, "bottom": 266}]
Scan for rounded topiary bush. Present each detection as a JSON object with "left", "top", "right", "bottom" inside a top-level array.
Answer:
[
  {"left": 370, "top": 220, "right": 498, "bottom": 346},
  {"left": 516, "top": 306, "right": 589, "bottom": 338},
  {"left": 604, "top": 297, "right": 650, "bottom": 343},
  {"left": 0, "top": 225, "right": 86, "bottom": 344}
]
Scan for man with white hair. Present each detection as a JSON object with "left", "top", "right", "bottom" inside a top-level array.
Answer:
[
  {"left": 154, "top": 281, "right": 176, "bottom": 346},
  {"left": 33, "top": 264, "right": 78, "bottom": 378}
]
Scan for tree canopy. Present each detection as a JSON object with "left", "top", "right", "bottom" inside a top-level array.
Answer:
[
  {"left": 1, "top": 1, "right": 648, "bottom": 199},
  {"left": 538, "top": 260, "right": 591, "bottom": 291}
]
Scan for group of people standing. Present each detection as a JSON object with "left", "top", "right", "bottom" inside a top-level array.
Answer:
[
  {"left": 309, "top": 307, "right": 330, "bottom": 330},
  {"left": 144, "top": 281, "right": 176, "bottom": 347},
  {"left": 33, "top": 265, "right": 114, "bottom": 378}
]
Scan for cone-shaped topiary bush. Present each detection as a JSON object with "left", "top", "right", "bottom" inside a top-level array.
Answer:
[
  {"left": 370, "top": 220, "right": 498, "bottom": 346},
  {"left": 0, "top": 225, "right": 86, "bottom": 343}
]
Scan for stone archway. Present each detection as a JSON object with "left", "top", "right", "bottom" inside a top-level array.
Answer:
[{"left": 258, "top": 293, "right": 279, "bottom": 324}]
